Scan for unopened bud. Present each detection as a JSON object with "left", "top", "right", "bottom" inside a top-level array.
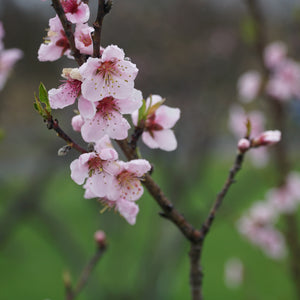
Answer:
[
  {"left": 71, "top": 115, "right": 84, "bottom": 132},
  {"left": 104, "top": 0, "right": 113, "bottom": 14},
  {"left": 58, "top": 145, "right": 72, "bottom": 156},
  {"left": 94, "top": 230, "right": 107, "bottom": 248},
  {"left": 253, "top": 130, "right": 281, "bottom": 147},
  {"left": 237, "top": 138, "right": 250, "bottom": 153}
]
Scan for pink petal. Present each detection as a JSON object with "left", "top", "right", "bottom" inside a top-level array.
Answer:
[
  {"left": 101, "top": 45, "right": 125, "bottom": 61},
  {"left": 78, "top": 96, "right": 96, "bottom": 119},
  {"left": 116, "top": 89, "right": 143, "bottom": 114},
  {"left": 155, "top": 105, "right": 180, "bottom": 129},
  {"left": 152, "top": 129, "right": 178, "bottom": 151},
  {"left": 116, "top": 199, "right": 139, "bottom": 225},
  {"left": 125, "top": 159, "right": 151, "bottom": 177},
  {"left": 71, "top": 114, "right": 84, "bottom": 132}
]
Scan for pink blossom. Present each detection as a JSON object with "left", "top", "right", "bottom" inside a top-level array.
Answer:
[
  {"left": 237, "top": 138, "right": 250, "bottom": 153},
  {"left": 49, "top": 68, "right": 82, "bottom": 109},
  {"left": 111, "top": 159, "right": 151, "bottom": 202},
  {"left": 79, "top": 89, "right": 142, "bottom": 142},
  {"left": 38, "top": 15, "right": 71, "bottom": 62},
  {"left": 61, "top": 0, "right": 90, "bottom": 24},
  {"left": 253, "top": 130, "right": 281, "bottom": 147},
  {"left": 237, "top": 70, "right": 261, "bottom": 102},
  {"left": 70, "top": 135, "right": 119, "bottom": 200},
  {"left": 264, "top": 41, "right": 287, "bottom": 69},
  {"left": 266, "top": 59, "right": 300, "bottom": 101},
  {"left": 74, "top": 23, "right": 94, "bottom": 55},
  {"left": 132, "top": 95, "right": 180, "bottom": 151},
  {"left": 79, "top": 45, "right": 138, "bottom": 101},
  {"left": 71, "top": 114, "right": 84, "bottom": 132},
  {"left": 0, "top": 48, "right": 23, "bottom": 91}
]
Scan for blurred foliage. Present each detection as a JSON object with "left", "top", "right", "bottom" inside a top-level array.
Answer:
[{"left": 0, "top": 157, "right": 299, "bottom": 299}]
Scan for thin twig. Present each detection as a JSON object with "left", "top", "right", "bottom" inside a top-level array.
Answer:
[
  {"left": 46, "top": 116, "right": 87, "bottom": 154},
  {"left": 65, "top": 244, "right": 107, "bottom": 300},
  {"left": 200, "top": 152, "right": 244, "bottom": 238},
  {"left": 51, "top": 0, "right": 85, "bottom": 65}
]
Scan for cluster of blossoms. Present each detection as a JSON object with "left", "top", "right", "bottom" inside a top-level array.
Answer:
[
  {"left": 238, "top": 41, "right": 300, "bottom": 102},
  {"left": 237, "top": 172, "right": 300, "bottom": 259},
  {"left": 38, "top": 0, "right": 180, "bottom": 224},
  {"left": 0, "top": 22, "right": 23, "bottom": 91}
]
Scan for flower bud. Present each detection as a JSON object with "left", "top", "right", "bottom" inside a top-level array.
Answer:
[
  {"left": 71, "top": 115, "right": 84, "bottom": 132},
  {"left": 237, "top": 138, "right": 250, "bottom": 153},
  {"left": 253, "top": 130, "right": 281, "bottom": 147},
  {"left": 94, "top": 230, "right": 107, "bottom": 248}
]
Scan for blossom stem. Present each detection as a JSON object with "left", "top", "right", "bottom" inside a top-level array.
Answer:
[
  {"left": 46, "top": 116, "right": 88, "bottom": 154},
  {"left": 51, "top": 0, "right": 85, "bottom": 65}
]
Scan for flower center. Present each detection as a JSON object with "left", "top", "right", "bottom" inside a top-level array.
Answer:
[
  {"left": 96, "top": 60, "right": 117, "bottom": 79},
  {"left": 145, "top": 113, "right": 163, "bottom": 132},
  {"left": 56, "top": 30, "right": 70, "bottom": 54},
  {"left": 96, "top": 97, "right": 118, "bottom": 114},
  {"left": 61, "top": 0, "right": 79, "bottom": 14},
  {"left": 88, "top": 155, "right": 103, "bottom": 176}
]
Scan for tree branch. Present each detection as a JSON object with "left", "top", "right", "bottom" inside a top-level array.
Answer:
[
  {"left": 46, "top": 116, "right": 87, "bottom": 154},
  {"left": 51, "top": 0, "right": 85, "bottom": 65},
  {"left": 92, "top": 0, "right": 108, "bottom": 58}
]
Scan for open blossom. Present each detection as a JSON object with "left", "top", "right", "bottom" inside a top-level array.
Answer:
[
  {"left": 237, "top": 70, "right": 261, "bottom": 102},
  {"left": 79, "top": 89, "right": 143, "bottom": 141},
  {"left": 132, "top": 95, "right": 180, "bottom": 151},
  {"left": 253, "top": 130, "right": 281, "bottom": 147},
  {"left": 74, "top": 23, "right": 94, "bottom": 55},
  {"left": 79, "top": 45, "right": 138, "bottom": 101},
  {"left": 264, "top": 41, "right": 287, "bottom": 69},
  {"left": 70, "top": 135, "right": 120, "bottom": 200},
  {"left": 111, "top": 159, "right": 151, "bottom": 202},
  {"left": 49, "top": 68, "right": 82, "bottom": 109},
  {"left": 38, "top": 15, "right": 71, "bottom": 62},
  {"left": 61, "top": 0, "right": 90, "bottom": 24}
]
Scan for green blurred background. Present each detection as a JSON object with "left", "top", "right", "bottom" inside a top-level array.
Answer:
[{"left": 1, "top": 0, "right": 300, "bottom": 299}]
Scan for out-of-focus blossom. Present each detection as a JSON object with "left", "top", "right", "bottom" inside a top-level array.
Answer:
[
  {"left": 237, "top": 70, "right": 261, "bottom": 103},
  {"left": 264, "top": 41, "right": 287, "bottom": 69},
  {"left": 224, "top": 258, "right": 244, "bottom": 289},
  {"left": 71, "top": 114, "right": 84, "bottom": 132}
]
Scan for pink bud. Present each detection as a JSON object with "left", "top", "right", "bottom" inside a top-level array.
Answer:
[
  {"left": 254, "top": 130, "right": 281, "bottom": 146},
  {"left": 237, "top": 138, "right": 250, "bottom": 153},
  {"left": 71, "top": 115, "right": 84, "bottom": 132},
  {"left": 94, "top": 230, "right": 107, "bottom": 248}
]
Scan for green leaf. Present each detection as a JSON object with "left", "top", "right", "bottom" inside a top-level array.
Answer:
[
  {"left": 138, "top": 99, "right": 146, "bottom": 124},
  {"left": 39, "top": 82, "right": 51, "bottom": 111}
]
